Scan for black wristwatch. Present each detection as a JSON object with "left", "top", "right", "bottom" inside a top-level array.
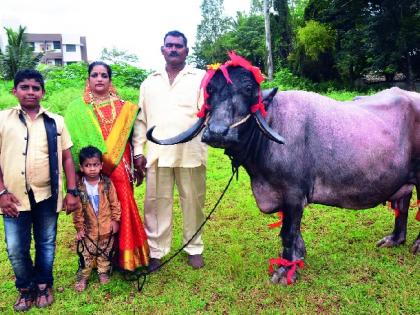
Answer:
[{"left": 67, "top": 188, "right": 80, "bottom": 197}]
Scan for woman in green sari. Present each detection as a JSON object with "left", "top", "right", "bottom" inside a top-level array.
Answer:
[{"left": 65, "top": 61, "right": 149, "bottom": 271}]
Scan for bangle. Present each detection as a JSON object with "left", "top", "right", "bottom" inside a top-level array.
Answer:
[
  {"left": 134, "top": 154, "right": 143, "bottom": 160},
  {"left": 0, "top": 188, "right": 8, "bottom": 196}
]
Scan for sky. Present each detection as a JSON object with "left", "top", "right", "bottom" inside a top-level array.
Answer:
[{"left": 1, "top": 0, "right": 251, "bottom": 71}]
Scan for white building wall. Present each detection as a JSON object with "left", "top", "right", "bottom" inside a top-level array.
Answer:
[{"left": 62, "top": 34, "right": 83, "bottom": 63}]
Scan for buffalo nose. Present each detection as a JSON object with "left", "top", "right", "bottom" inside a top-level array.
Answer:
[{"left": 208, "top": 123, "right": 229, "bottom": 136}]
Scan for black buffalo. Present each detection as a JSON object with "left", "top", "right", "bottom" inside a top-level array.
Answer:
[{"left": 147, "top": 56, "right": 420, "bottom": 284}]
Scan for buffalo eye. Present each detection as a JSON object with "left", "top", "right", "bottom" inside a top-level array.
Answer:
[
  {"left": 243, "top": 84, "right": 253, "bottom": 96},
  {"left": 206, "top": 84, "right": 214, "bottom": 95}
]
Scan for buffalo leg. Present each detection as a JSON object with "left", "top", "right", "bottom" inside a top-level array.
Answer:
[
  {"left": 377, "top": 192, "right": 412, "bottom": 248},
  {"left": 411, "top": 233, "right": 420, "bottom": 255},
  {"left": 411, "top": 181, "right": 420, "bottom": 254},
  {"left": 271, "top": 204, "right": 306, "bottom": 285}
]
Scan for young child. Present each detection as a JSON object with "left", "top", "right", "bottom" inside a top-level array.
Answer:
[
  {"left": 73, "top": 145, "right": 121, "bottom": 292},
  {"left": 0, "top": 69, "right": 79, "bottom": 311}
]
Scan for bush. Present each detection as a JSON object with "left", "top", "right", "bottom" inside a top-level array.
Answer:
[
  {"left": 38, "top": 62, "right": 149, "bottom": 93},
  {"left": 263, "top": 67, "right": 316, "bottom": 91},
  {"left": 111, "top": 63, "right": 149, "bottom": 89}
]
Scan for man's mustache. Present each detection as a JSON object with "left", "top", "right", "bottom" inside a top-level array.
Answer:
[{"left": 169, "top": 52, "right": 179, "bottom": 57}]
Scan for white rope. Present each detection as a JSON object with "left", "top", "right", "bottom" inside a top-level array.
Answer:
[{"left": 229, "top": 114, "right": 251, "bottom": 129}]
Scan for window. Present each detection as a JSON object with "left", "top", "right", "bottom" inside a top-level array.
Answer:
[
  {"left": 28, "top": 42, "right": 35, "bottom": 51},
  {"left": 54, "top": 59, "right": 62, "bottom": 66},
  {"left": 53, "top": 41, "right": 61, "bottom": 49},
  {"left": 66, "top": 44, "right": 76, "bottom": 52}
]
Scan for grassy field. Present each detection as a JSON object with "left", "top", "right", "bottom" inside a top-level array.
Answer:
[{"left": 0, "top": 84, "right": 419, "bottom": 314}]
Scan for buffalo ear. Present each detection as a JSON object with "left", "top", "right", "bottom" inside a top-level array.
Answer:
[{"left": 262, "top": 88, "right": 278, "bottom": 108}]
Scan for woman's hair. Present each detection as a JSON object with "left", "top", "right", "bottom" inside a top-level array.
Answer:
[
  {"left": 88, "top": 61, "right": 112, "bottom": 80},
  {"left": 79, "top": 145, "right": 103, "bottom": 164},
  {"left": 14, "top": 69, "right": 45, "bottom": 91}
]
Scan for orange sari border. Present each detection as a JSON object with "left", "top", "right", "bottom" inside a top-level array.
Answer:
[
  {"left": 120, "top": 245, "right": 150, "bottom": 271},
  {"left": 102, "top": 101, "right": 139, "bottom": 172}
]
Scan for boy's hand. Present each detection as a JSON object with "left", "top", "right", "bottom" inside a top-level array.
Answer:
[
  {"left": 63, "top": 194, "right": 79, "bottom": 214},
  {"left": 111, "top": 220, "right": 119, "bottom": 234},
  {"left": 0, "top": 193, "right": 21, "bottom": 217},
  {"left": 76, "top": 230, "right": 85, "bottom": 240}
]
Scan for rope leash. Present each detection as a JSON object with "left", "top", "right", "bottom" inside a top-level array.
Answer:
[
  {"left": 76, "top": 233, "right": 115, "bottom": 271},
  {"left": 130, "top": 167, "right": 239, "bottom": 292}
]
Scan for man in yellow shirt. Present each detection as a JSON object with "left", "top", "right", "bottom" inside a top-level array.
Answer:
[
  {"left": 133, "top": 30, "right": 207, "bottom": 271},
  {"left": 0, "top": 69, "right": 78, "bottom": 311}
]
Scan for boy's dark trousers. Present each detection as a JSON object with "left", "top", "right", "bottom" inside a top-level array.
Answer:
[{"left": 3, "top": 190, "right": 58, "bottom": 290}]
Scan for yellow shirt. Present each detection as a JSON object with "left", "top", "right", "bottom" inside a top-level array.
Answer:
[
  {"left": 0, "top": 105, "right": 73, "bottom": 212},
  {"left": 133, "top": 65, "right": 208, "bottom": 168}
]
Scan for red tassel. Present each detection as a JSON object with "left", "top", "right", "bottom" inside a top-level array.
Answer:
[
  {"left": 268, "top": 257, "right": 304, "bottom": 285},
  {"left": 268, "top": 211, "right": 283, "bottom": 228},
  {"left": 416, "top": 210, "right": 420, "bottom": 222}
]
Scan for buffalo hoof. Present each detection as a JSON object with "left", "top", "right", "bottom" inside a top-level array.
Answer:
[
  {"left": 376, "top": 235, "right": 405, "bottom": 248},
  {"left": 411, "top": 239, "right": 420, "bottom": 255},
  {"left": 270, "top": 266, "right": 297, "bottom": 285}
]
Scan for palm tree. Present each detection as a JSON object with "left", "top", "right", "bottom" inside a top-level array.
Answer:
[{"left": 0, "top": 25, "right": 42, "bottom": 80}]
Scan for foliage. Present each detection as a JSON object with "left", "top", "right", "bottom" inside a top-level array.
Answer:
[
  {"left": 195, "top": 13, "right": 266, "bottom": 70},
  {"left": 0, "top": 26, "right": 42, "bottom": 80},
  {"left": 303, "top": 0, "right": 420, "bottom": 87},
  {"left": 224, "top": 14, "right": 266, "bottom": 69},
  {"left": 270, "top": 0, "right": 293, "bottom": 68},
  {"left": 193, "top": 0, "right": 233, "bottom": 68},
  {"left": 263, "top": 66, "right": 316, "bottom": 91},
  {"left": 36, "top": 62, "right": 149, "bottom": 96},
  {"left": 110, "top": 63, "right": 149, "bottom": 89},
  {"left": 100, "top": 47, "right": 139, "bottom": 65},
  {"left": 250, "top": 0, "right": 263, "bottom": 14},
  {"left": 289, "top": 0, "right": 311, "bottom": 28},
  {"left": 296, "top": 20, "right": 335, "bottom": 60},
  {"left": 364, "top": 0, "right": 420, "bottom": 84}
]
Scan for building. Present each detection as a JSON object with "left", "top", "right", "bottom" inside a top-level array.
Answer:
[{"left": 25, "top": 33, "right": 88, "bottom": 66}]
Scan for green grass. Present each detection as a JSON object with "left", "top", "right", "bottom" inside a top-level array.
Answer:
[
  {"left": 0, "top": 148, "right": 419, "bottom": 314},
  {"left": 0, "top": 83, "right": 419, "bottom": 313}
]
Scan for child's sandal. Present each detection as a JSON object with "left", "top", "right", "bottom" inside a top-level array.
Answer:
[
  {"left": 99, "top": 273, "right": 110, "bottom": 285},
  {"left": 74, "top": 278, "right": 87, "bottom": 292}
]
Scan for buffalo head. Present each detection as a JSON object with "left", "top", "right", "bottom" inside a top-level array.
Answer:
[{"left": 146, "top": 52, "right": 285, "bottom": 148}]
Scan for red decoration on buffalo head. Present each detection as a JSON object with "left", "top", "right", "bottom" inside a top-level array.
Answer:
[{"left": 197, "top": 51, "right": 266, "bottom": 118}]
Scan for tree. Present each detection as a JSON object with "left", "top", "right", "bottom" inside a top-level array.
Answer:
[
  {"left": 264, "top": 0, "right": 274, "bottom": 80},
  {"left": 250, "top": 0, "right": 263, "bottom": 15},
  {"left": 100, "top": 47, "right": 139, "bottom": 65},
  {"left": 271, "top": 0, "right": 293, "bottom": 67},
  {"left": 304, "top": 0, "right": 420, "bottom": 87},
  {"left": 193, "top": 0, "right": 232, "bottom": 68},
  {"left": 291, "top": 20, "right": 337, "bottom": 81},
  {"left": 0, "top": 26, "right": 42, "bottom": 80},
  {"left": 365, "top": 0, "right": 420, "bottom": 88}
]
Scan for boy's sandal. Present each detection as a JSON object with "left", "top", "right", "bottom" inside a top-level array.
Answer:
[
  {"left": 74, "top": 278, "right": 87, "bottom": 292},
  {"left": 14, "top": 288, "right": 34, "bottom": 312},
  {"left": 36, "top": 286, "right": 54, "bottom": 308}
]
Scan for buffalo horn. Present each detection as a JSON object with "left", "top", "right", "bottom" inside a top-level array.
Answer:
[
  {"left": 146, "top": 117, "right": 206, "bottom": 145},
  {"left": 253, "top": 111, "right": 285, "bottom": 144}
]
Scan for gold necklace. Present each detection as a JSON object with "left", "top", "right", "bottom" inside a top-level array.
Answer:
[{"left": 90, "top": 93, "right": 117, "bottom": 125}]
